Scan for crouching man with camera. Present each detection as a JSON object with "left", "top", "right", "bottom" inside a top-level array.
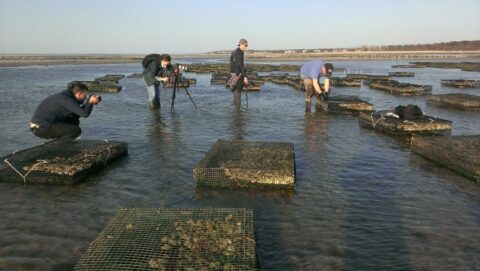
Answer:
[{"left": 30, "top": 83, "right": 101, "bottom": 140}]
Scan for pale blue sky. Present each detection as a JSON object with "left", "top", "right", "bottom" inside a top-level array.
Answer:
[{"left": 0, "top": 0, "right": 479, "bottom": 54}]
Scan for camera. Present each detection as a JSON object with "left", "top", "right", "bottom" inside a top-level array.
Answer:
[
  {"left": 88, "top": 94, "right": 101, "bottom": 103},
  {"left": 173, "top": 64, "right": 188, "bottom": 75}
]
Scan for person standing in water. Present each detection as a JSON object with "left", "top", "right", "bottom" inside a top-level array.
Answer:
[
  {"left": 300, "top": 60, "right": 334, "bottom": 110},
  {"left": 142, "top": 54, "right": 173, "bottom": 109},
  {"left": 228, "top": 38, "right": 249, "bottom": 93}
]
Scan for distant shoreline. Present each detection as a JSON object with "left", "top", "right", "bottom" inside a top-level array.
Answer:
[{"left": 1, "top": 51, "right": 479, "bottom": 67}]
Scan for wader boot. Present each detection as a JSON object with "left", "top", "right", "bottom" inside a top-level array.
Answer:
[{"left": 305, "top": 101, "right": 311, "bottom": 112}]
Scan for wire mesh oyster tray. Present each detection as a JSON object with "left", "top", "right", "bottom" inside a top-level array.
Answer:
[
  {"left": 0, "top": 139, "right": 128, "bottom": 184},
  {"left": 74, "top": 208, "right": 257, "bottom": 271},
  {"left": 193, "top": 139, "right": 296, "bottom": 188}
]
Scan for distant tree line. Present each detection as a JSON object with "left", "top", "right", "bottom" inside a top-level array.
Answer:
[
  {"left": 361, "top": 40, "right": 480, "bottom": 51},
  {"left": 210, "top": 40, "right": 479, "bottom": 54}
]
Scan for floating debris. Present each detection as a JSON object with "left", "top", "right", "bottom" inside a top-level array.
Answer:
[
  {"left": 194, "top": 140, "right": 295, "bottom": 188},
  {"left": 0, "top": 140, "right": 128, "bottom": 184},
  {"left": 388, "top": 71, "right": 415, "bottom": 77},
  {"left": 364, "top": 79, "right": 432, "bottom": 95},
  {"left": 411, "top": 135, "right": 480, "bottom": 182},
  {"left": 358, "top": 111, "right": 452, "bottom": 136},
  {"left": 315, "top": 95, "right": 373, "bottom": 115},
  {"left": 73, "top": 208, "right": 257, "bottom": 271},
  {"left": 427, "top": 93, "right": 480, "bottom": 110},
  {"left": 441, "top": 79, "right": 480, "bottom": 88}
]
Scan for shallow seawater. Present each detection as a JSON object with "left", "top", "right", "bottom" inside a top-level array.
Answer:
[{"left": 0, "top": 60, "right": 480, "bottom": 271}]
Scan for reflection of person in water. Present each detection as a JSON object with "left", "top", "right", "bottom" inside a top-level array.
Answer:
[
  {"left": 304, "top": 111, "right": 329, "bottom": 150},
  {"left": 230, "top": 92, "right": 246, "bottom": 140}
]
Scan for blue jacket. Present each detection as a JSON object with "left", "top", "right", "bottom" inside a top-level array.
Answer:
[
  {"left": 300, "top": 60, "right": 325, "bottom": 80},
  {"left": 31, "top": 89, "right": 93, "bottom": 127}
]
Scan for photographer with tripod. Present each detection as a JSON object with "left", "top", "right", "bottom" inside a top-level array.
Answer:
[
  {"left": 142, "top": 54, "right": 174, "bottom": 109},
  {"left": 30, "top": 83, "right": 101, "bottom": 140}
]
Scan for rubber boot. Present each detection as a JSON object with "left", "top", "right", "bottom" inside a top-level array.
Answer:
[
  {"left": 149, "top": 100, "right": 160, "bottom": 110},
  {"left": 305, "top": 101, "right": 311, "bottom": 112}
]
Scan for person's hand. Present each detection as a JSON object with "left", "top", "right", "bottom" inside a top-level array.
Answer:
[
  {"left": 244, "top": 77, "right": 249, "bottom": 85},
  {"left": 155, "top": 76, "right": 169, "bottom": 82},
  {"left": 89, "top": 95, "right": 101, "bottom": 105}
]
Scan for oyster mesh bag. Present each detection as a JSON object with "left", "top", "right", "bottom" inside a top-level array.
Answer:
[{"left": 74, "top": 208, "right": 256, "bottom": 271}]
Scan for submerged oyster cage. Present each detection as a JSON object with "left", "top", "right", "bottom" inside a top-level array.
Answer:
[
  {"left": 364, "top": 79, "right": 432, "bottom": 96},
  {"left": 68, "top": 81, "right": 122, "bottom": 93},
  {"left": 441, "top": 79, "right": 480, "bottom": 88},
  {"left": 315, "top": 95, "right": 373, "bottom": 115},
  {"left": 427, "top": 93, "right": 480, "bottom": 110},
  {"left": 358, "top": 111, "right": 452, "bottom": 136},
  {"left": 0, "top": 140, "right": 128, "bottom": 184},
  {"left": 73, "top": 208, "right": 256, "bottom": 271},
  {"left": 193, "top": 140, "right": 296, "bottom": 188},
  {"left": 411, "top": 135, "right": 480, "bottom": 182}
]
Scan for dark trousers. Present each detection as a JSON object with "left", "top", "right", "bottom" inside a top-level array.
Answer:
[
  {"left": 31, "top": 123, "right": 81, "bottom": 140},
  {"left": 234, "top": 75, "right": 245, "bottom": 92}
]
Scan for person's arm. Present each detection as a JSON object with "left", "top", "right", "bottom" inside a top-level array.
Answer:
[
  {"left": 155, "top": 65, "right": 171, "bottom": 82},
  {"left": 323, "top": 78, "right": 330, "bottom": 92},
  {"left": 312, "top": 79, "right": 322, "bottom": 94},
  {"left": 62, "top": 97, "right": 94, "bottom": 118}
]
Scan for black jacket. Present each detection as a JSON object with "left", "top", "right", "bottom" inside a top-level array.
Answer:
[
  {"left": 230, "top": 48, "right": 245, "bottom": 76},
  {"left": 143, "top": 61, "right": 174, "bottom": 86},
  {"left": 31, "top": 89, "right": 93, "bottom": 127}
]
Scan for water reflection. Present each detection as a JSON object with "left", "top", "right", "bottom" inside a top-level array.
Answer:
[
  {"left": 1, "top": 62, "right": 480, "bottom": 270},
  {"left": 230, "top": 91, "right": 247, "bottom": 140}
]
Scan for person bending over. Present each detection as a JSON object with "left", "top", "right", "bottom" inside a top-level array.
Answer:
[
  {"left": 30, "top": 83, "right": 101, "bottom": 140},
  {"left": 300, "top": 60, "right": 334, "bottom": 109},
  {"left": 142, "top": 53, "right": 174, "bottom": 109}
]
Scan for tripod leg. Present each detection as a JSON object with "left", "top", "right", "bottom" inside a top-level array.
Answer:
[
  {"left": 183, "top": 86, "right": 198, "bottom": 110},
  {"left": 170, "top": 75, "right": 178, "bottom": 112}
]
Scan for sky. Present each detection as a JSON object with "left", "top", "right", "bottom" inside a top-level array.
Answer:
[{"left": 0, "top": 0, "right": 479, "bottom": 54}]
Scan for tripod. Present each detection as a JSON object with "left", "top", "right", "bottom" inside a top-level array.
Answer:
[{"left": 170, "top": 72, "right": 197, "bottom": 112}]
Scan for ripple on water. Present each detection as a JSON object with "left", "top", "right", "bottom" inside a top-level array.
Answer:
[{"left": 0, "top": 61, "right": 479, "bottom": 270}]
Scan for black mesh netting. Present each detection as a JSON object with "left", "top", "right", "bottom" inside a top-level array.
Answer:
[
  {"left": 0, "top": 139, "right": 128, "bottom": 184},
  {"left": 74, "top": 208, "right": 257, "bottom": 271},
  {"left": 193, "top": 140, "right": 295, "bottom": 188}
]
